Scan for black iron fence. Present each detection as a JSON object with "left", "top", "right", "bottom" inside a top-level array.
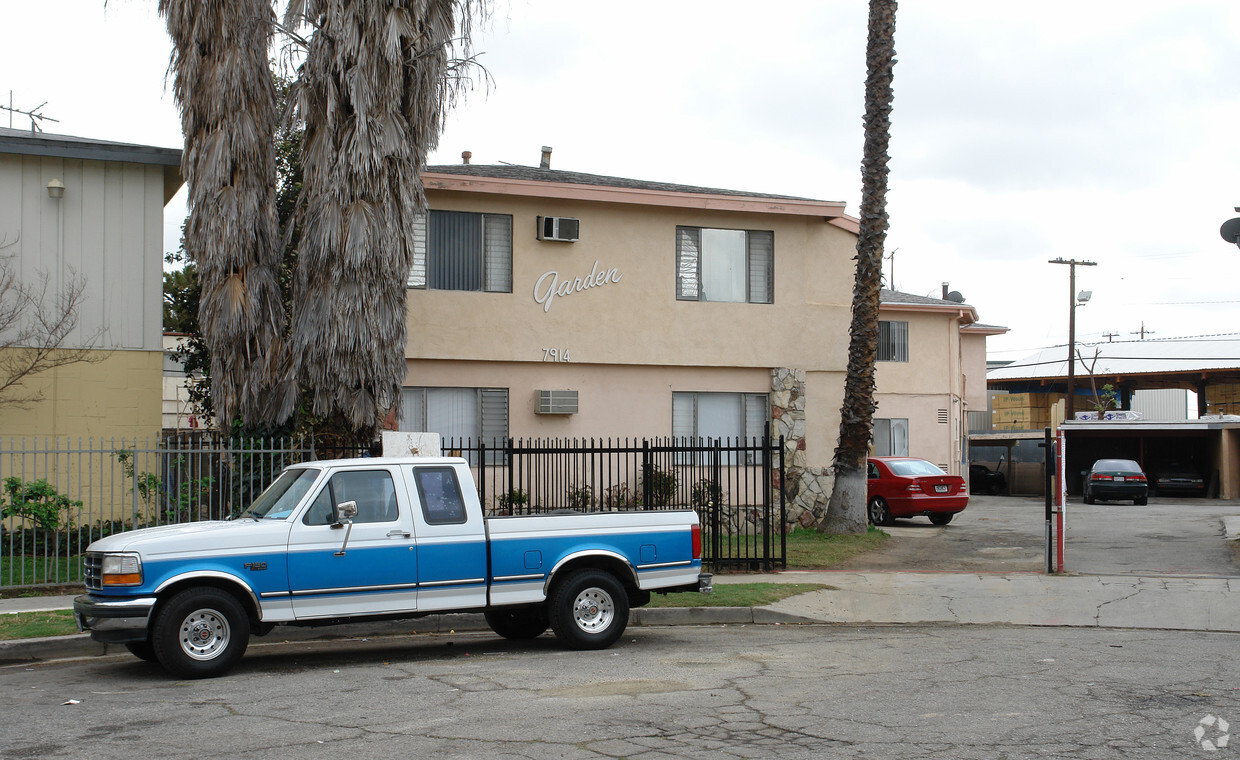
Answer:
[
  {"left": 455, "top": 436, "right": 786, "bottom": 571},
  {"left": 0, "top": 434, "right": 783, "bottom": 589}
]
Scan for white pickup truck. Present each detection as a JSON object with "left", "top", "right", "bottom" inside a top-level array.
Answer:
[{"left": 74, "top": 456, "right": 709, "bottom": 678}]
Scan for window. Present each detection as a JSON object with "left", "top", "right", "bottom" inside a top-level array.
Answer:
[
  {"left": 676, "top": 227, "right": 773, "bottom": 303},
  {"left": 407, "top": 210, "right": 512, "bottom": 292},
  {"left": 303, "top": 470, "right": 398, "bottom": 526},
  {"left": 672, "top": 391, "right": 769, "bottom": 464},
  {"left": 878, "top": 320, "right": 908, "bottom": 362},
  {"left": 413, "top": 466, "right": 468, "bottom": 525},
  {"left": 401, "top": 387, "right": 509, "bottom": 464},
  {"left": 873, "top": 418, "right": 909, "bottom": 456}
]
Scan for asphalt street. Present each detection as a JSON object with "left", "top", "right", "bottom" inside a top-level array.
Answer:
[{"left": 3, "top": 623, "right": 1238, "bottom": 759}]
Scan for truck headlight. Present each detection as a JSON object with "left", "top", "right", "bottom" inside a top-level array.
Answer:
[{"left": 101, "top": 553, "right": 142, "bottom": 586}]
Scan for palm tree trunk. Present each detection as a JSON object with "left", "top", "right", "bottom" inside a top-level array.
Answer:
[
  {"left": 820, "top": 0, "right": 898, "bottom": 535},
  {"left": 159, "top": 0, "right": 287, "bottom": 432},
  {"left": 284, "top": 0, "right": 472, "bottom": 438}
]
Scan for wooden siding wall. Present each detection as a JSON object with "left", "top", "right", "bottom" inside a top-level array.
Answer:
[{"left": 0, "top": 153, "right": 164, "bottom": 351}]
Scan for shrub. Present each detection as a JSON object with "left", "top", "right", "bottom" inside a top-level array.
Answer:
[
  {"left": 642, "top": 466, "right": 677, "bottom": 507},
  {"left": 1, "top": 477, "right": 82, "bottom": 531},
  {"left": 566, "top": 484, "right": 594, "bottom": 511},
  {"left": 601, "top": 483, "right": 635, "bottom": 510},
  {"left": 691, "top": 478, "right": 726, "bottom": 509},
  {"left": 496, "top": 489, "right": 528, "bottom": 515}
]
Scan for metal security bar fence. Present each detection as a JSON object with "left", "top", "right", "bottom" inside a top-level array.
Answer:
[
  {"left": 0, "top": 435, "right": 368, "bottom": 589},
  {"left": 0, "top": 434, "right": 784, "bottom": 589},
  {"left": 453, "top": 436, "right": 786, "bottom": 571}
]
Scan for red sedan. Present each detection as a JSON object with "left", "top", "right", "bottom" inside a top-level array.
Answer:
[{"left": 866, "top": 457, "right": 969, "bottom": 526}]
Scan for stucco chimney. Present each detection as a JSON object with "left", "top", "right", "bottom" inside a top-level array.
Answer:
[
  {"left": 540, "top": 146, "right": 552, "bottom": 169},
  {"left": 462, "top": 151, "right": 472, "bottom": 165}
]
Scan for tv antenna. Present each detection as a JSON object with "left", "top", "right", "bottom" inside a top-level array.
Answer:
[{"left": 2, "top": 91, "right": 59, "bottom": 134}]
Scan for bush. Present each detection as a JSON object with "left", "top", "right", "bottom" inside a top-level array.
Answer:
[
  {"left": 495, "top": 489, "right": 528, "bottom": 515},
  {"left": 1, "top": 477, "right": 82, "bottom": 531},
  {"left": 566, "top": 484, "right": 594, "bottom": 511},
  {"left": 601, "top": 483, "right": 634, "bottom": 510},
  {"left": 642, "top": 466, "right": 677, "bottom": 507},
  {"left": 691, "top": 478, "right": 726, "bottom": 509}
]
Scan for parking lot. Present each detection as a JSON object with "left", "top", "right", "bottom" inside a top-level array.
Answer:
[{"left": 830, "top": 494, "right": 1240, "bottom": 576}]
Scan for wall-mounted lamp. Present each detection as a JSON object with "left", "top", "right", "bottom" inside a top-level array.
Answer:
[{"left": 46, "top": 178, "right": 65, "bottom": 199}]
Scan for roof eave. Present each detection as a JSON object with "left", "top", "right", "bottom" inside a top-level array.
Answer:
[{"left": 422, "top": 171, "right": 848, "bottom": 218}]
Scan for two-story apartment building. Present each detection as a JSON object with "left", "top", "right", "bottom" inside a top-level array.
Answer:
[
  {"left": 0, "top": 128, "right": 181, "bottom": 440},
  {"left": 401, "top": 157, "right": 997, "bottom": 516}
]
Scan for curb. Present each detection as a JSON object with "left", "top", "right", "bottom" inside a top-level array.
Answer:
[{"left": 0, "top": 607, "right": 815, "bottom": 667}]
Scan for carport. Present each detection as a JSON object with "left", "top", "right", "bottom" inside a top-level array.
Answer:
[{"left": 1060, "top": 419, "right": 1240, "bottom": 498}]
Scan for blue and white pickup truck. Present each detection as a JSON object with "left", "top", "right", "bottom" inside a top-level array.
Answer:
[{"left": 74, "top": 456, "right": 709, "bottom": 678}]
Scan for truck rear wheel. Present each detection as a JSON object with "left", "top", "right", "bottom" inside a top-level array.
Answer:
[
  {"left": 548, "top": 569, "right": 629, "bottom": 650},
  {"left": 152, "top": 587, "right": 249, "bottom": 679},
  {"left": 484, "top": 606, "right": 549, "bottom": 640}
]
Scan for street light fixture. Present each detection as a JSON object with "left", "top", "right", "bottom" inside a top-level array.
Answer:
[{"left": 1220, "top": 208, "right": 1240, "bottom": 249}]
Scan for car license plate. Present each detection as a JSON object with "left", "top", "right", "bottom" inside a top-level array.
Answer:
[
  {"left": 1114, "top": 476, "right": 1125, "bottom": 482},
  {"left": 934, "top": 485, "right": 949, "bottom": 494}
]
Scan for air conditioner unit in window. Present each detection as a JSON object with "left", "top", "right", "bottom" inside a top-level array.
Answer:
[
  {"left": 536, "top": 389, "right": 579, "bottom": 415},
  {"left": 537, "top": 216, "right": 580, "bottom": 242}
]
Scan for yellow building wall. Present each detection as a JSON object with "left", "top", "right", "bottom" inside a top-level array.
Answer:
[{"left": 0, "top": 348, "right": 163, "bottom": 442}]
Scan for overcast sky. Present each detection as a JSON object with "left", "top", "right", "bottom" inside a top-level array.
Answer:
[{"left": 4, "top": 0, "right": 1240, "bottom": 361}]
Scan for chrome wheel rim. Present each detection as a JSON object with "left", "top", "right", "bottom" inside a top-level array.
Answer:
[
  {"left": 179, "top": 608, "right": 230, "bottom": 661},
  {"left": 571, "top": 587, "right": 614, "bottom": 634}
]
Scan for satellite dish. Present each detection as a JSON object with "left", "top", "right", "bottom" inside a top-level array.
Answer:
[
  {"left": 1220, "top": 217, "right": 1240, "bottom": 245},
  {"left": 946, "top": 291, "right": 965, "bottom": 303}
]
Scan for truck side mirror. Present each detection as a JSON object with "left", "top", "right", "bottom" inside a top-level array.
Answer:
[
  {"left": 335, "top": 500, "right": 358, "bottom": 521},
  {"left": 333, "top": 501, "right": 358, "bottom": 556}
]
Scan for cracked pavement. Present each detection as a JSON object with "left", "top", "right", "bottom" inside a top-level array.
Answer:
[{"left": 3, "top": 624, "right": 1239, "bottom": 759}]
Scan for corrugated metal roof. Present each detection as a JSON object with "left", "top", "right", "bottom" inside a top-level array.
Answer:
[{"left": 989, "top": 336, "right": 1240, "bottom": 381}]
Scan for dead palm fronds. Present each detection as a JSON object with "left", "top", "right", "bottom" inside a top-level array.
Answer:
[
  {"left": 159, "top": 0, "right": 288, "bottom": 431},
  {"left": 281, "top": 0, "right": 482, "bottom": 437},
  {"left": 821, "top": 0, "right": 898, "bottom": 534}
]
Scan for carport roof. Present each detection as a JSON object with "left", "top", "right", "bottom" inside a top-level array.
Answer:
[{"left": 988, "top": 336, "right": 1240, "bottom": 390}]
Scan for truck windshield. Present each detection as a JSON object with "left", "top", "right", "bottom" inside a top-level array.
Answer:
[{"left": 241, "top": 468, "right": 320, "bottom": 520}]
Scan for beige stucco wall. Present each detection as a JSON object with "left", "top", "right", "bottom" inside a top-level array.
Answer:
[
  {"left": 873, "top": 308, "right": 966, "bottom": 473},
  {"left": 0, "top": 348, "right": 163, "bottom": 441},
  {"left": 404, "top": 360, "right": 772, "bottom": 442},
  {"left": 960, "top": 332, "right": 991, "bottom": 413},
  {"left": 406, "top": 191, "right": 857, "bottom": 371}
]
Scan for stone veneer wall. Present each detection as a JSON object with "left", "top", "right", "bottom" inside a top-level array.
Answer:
[{"left": 770, "top": 367, "right": 834, "bottom": 528}]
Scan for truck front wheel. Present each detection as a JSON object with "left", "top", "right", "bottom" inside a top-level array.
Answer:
[
  {"left": 152, "top": 587, "right": 250, "bottom": 679},
  {"left": 548, "top": 569, "right": 629, "bottom": 650}
]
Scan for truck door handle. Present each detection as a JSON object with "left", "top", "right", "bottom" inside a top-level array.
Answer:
[{"left": 387, "top": 529, "right": 412, "bottom": 539}]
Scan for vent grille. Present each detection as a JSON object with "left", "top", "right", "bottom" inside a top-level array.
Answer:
[
  {"left": 537, "top": 389, "right": 579, "bottom": 414},
  {"left": 937, "top": 408, "right": 949, "bottom": 424},
  {"left": 84, "top": 553, "right": 103, "bottom": 591}
]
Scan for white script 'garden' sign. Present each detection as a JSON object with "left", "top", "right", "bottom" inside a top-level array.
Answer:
[{"left": 533, "top": 260, "right": 623, "bottom": 313}]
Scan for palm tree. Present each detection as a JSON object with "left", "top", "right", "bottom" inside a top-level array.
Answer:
[
  {"left": 159, "top": 0, "right": 288, "bottom": 431},
  {"left": 281, "top": 0, "right": 481, "bottom": 438},
  {"left": 820, "top": 0, "right": 898, "bottom": 535}
]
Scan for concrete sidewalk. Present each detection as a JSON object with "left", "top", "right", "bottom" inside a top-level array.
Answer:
[{"left": 4, "top": 570, "right": 1239, "bottom": 666}]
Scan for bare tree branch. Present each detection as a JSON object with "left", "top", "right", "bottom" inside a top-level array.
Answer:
[{"left": 0, "top": 254, "right": 109, "bottom": 408}]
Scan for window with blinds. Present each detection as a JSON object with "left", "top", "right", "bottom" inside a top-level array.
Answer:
[
  {"left": 400, "top": 387, "right": 509, "bottom": 464},
  {"left": 675, "top": 227, "right": 773, "bottom": 304},
  {"left": 407, "top": 211, "right": 512, "bottom": 292},
  {"left": 873, "top": 418, "right": 909, "bottom": 456},
  {"left": 671, "top": 391, "right": 769, "bottom": 464},
  {"left": 877, "top": 320, "right": 909, "bottom": 362}
]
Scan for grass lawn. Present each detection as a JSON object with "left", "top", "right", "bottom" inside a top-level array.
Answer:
[{"left": 0, "top": 526, "right": 887, "bottom": 640}]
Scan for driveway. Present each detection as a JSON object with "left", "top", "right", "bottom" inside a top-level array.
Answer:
[{"left": 826, "top": 494, "right": 1240, "bottom": 576}]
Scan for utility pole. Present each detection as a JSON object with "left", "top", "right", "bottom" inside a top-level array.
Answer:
[
  {"left": 1049, "top": 257, "right": 1098, "bottom": 419},
  {"left": 1102, "top": 331, "right": 1119, "bottom": 342},
  {"left": 1131, "top": 322, "right": 1154, "bottom": 339}
]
